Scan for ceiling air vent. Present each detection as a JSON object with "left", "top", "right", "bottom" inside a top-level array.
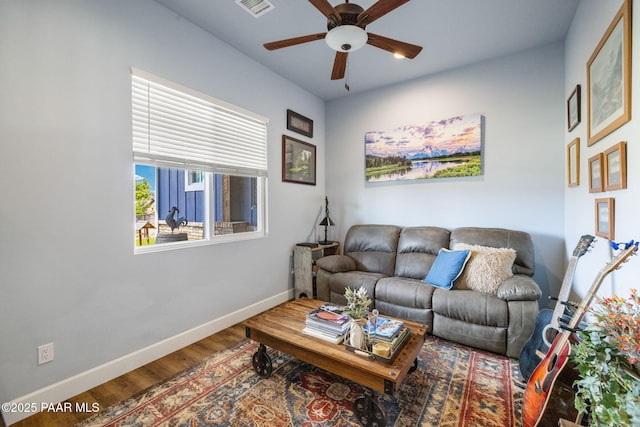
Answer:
[{"left": 235, "top": 0, "right": 275, "bottom": 18}]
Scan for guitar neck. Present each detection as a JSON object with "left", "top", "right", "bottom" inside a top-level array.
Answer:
[
  {"left": 566, "top": 270, "right": 607, "bottom": 331},
  {"left": 566, "top": 243, "right": 637, "bottom": 331},
  {"left": 548, "top": 265, "right": 615, "bottom": 363},
  {"left": 549, "top": 256, "right": 579, "bottom": 330}
]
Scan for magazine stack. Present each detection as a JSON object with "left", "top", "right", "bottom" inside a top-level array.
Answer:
[
  {"left": 303, "top": 304, "right": 351, "bottom": 344},
  {"left": 364, "top": 317, "right": 409, "bottom": 351}
]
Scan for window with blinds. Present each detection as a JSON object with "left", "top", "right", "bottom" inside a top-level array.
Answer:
[{"left": 132, "top": 68, "right": 269, "bottom": 252}]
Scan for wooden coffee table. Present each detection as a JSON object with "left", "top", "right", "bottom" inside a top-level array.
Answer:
[{"left": 244, "top": 298, "right": 428, "bottom": 426}]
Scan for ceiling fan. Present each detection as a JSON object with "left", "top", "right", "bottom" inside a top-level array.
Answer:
[{"left": 263, "top": 0, "right": 423, "bottom": 82}]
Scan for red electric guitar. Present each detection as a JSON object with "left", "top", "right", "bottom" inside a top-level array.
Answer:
[{"left": 522, "top": 240, "right": 638, "bottom": 427}]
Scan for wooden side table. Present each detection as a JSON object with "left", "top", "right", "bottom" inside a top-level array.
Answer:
[{"left": 293, "top": 242, "right": 340, "bottom": 298}]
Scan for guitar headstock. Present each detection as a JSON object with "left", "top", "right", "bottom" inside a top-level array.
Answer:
[
  {"left": 604, "top": 240, "right": 638, "bottom": 274},
  {"left": 573, "top": 234, "right": 595, "bottom": 257}
]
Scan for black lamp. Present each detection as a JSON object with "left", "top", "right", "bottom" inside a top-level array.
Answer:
[{"left": 318, "top": 196, "right": 335, "bottom": 245}]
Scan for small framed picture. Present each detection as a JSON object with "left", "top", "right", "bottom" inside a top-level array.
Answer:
[
  {"left": 595, "top": 198, "right": 615, "bottom": 240},
  {"left": 567, "top": 85, "right": 581, "bottom": 132},
  {"left": 588, "top": 153, "right": 604, "bottom": 193},
  {"left": 567, "top": 138, "right": 580, "bottom": 187},
  {"left": 603, "top": 141, "right": 627, "bottom": 191},
  {"left": 282, "top": 135, "right": 316, "bottom": 185},
  {"left": 286, "top": 109, "right": 313, "bottom": 138}
]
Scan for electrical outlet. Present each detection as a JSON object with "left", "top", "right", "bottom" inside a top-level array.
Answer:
[{"left": 38, "top": 343, "right": 54, "bottom": 365}]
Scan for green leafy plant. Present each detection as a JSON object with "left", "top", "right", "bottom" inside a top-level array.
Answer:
[
  {"left": 135, "top": 178, "right": 154, "bottom": 215},
  {"left": 343, "top": 286, "right": 372, "bottom": 320},
  {"left": 570, "top": 290, "right": 640, "bottom": 426}
]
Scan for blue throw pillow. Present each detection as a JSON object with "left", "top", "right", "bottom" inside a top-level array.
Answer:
[{"left": 423, "top": 249, "right": 471, "bottom": 290}]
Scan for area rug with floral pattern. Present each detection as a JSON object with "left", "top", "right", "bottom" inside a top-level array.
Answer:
[{"left": 78, "top": 336, "right": 523, "bottom": 426}]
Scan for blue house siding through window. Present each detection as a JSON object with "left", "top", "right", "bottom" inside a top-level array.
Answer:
[
  {"left": 157, "top": 168, "right": 204, "bottom": 223},
  {"left": 156, "top": 168, "right": 257, "bottom": 227}
]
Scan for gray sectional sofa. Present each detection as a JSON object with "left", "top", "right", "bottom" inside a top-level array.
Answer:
[{"left": 315, "top": 225, "right": 541, "bottom": 358}]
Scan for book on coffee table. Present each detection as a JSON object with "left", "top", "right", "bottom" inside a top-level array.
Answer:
[
  {"left": 306, "top": 304, "right": 351, "bottom": 334},
  {"left": 302, "top": 325, "right": 345, "bottom": 344},
  {"left": 364, "top": 317, "right": 404, "bottom": 342}
]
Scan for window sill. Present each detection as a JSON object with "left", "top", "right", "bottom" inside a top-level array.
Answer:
[{"left": 134, "top": 230, "right": 267, "bottom": 254}]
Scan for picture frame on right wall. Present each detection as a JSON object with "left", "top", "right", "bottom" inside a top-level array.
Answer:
[
  {"left": 595, "top": 197, "right": 615, "bottom": 240},
  {"left": 567, "top": 138, "right": 580, "bottom": 187},
  {"left": 603, "top": 141, "right": 627, "bottom": 191},
  {"left": 588, "top": 153, "right": 604, "bottom": 193},
  {"left": 567, "top": 85, "right": 581, "bottom": 132},
  {"left": 587, "top": 0, "right": 631, "bottom": 146}
]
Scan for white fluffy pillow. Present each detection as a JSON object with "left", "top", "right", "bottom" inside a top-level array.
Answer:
[{"left": 453, "top": 243, "right": 516, "bottom": 294}]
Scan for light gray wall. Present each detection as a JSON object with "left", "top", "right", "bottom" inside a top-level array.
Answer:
[
  {"left": 564, "top": 0, "right": 640, "bottom": 300},
  {"left": 325, "top": 43, "right": 567, "bottom": 305},
  {"left": 0, "top": 0, "right": 325, "bottom": 406},
  {"left": 4, "top": 0, "right": 637, "bottom": 418}
]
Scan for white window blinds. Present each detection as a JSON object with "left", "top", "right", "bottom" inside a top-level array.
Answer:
[{"left": 131, "top": 68, "right": 268, "bottom": 176}]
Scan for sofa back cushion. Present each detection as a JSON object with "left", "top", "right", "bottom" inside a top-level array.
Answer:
[
  {"left": 450, "top": 227, "right": 535, "bottom": 276},
  {"left": 344, "top": 225, "right": 401, "bottom": 276},
  {"left": 395, "top": 227, "right": 451, "bottom": 279}
]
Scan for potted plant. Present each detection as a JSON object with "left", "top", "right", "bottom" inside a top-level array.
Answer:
[
  {"left": 344, "top": 286, "right": 372, "bottom": 350},
  {"left": 570, "top": 289, "right": 640, "bottom": 426},
  {"left": 344, "top": 286, "right": 372, "bottom": 320}
]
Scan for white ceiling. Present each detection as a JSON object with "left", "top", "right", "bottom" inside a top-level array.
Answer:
[{"left": 154, "top": 0, "right": 580, "bottom": 101}]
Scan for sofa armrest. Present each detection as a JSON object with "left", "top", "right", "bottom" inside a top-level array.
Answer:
[
  {"left": 496, "top": 275, "right": 541, "bottom": 302},
  {"left": 316, "top": 255, "right": 356, "bottom": 273}
]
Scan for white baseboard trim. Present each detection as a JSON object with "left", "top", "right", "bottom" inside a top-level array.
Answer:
[{"left": 2, "top": 290, "right": 293, "bottom": 425}]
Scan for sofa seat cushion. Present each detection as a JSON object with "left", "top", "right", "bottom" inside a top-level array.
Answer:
[
  {"left": 326, "top": 271, "right": 385, "bottom": 306},
  {"left": 433, "top": 314, "right": 506, "bottom": 355},
  {"left": 375, "top": 277, "right": 435, "bottom": 310},
  {"left": 375, "top": 277, "right": 435, "bottom": 325},
  {"left": 432, "top": 288, "right": 508, "bottom": 328}
]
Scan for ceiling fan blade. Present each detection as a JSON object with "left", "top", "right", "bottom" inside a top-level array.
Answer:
[
  {"left": 264, "top": 33, "right": 327, "bottom": 50},
  {"left": 308, "top": 0, "right": 342, "bottom": 25},
  {"left": 366, "top": 32, "right": 422, "bottom": 59},
  {"left": 357, "top": 0, "right": 410, "bottom": 27},
  {"left": 331, "top": 51, "right": 348, "bottom": 80}
]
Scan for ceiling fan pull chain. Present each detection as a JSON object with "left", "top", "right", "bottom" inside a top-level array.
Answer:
[{"left": 345, "top": 56, "right": 350, "bottom": 92}]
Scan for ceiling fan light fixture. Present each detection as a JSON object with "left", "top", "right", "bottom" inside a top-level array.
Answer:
[
  {"left": 325, "top": 25, "right": 367, "bottom": 52},
  {"left": 393, "top": 52, "right": 405, "bottom": 59}
]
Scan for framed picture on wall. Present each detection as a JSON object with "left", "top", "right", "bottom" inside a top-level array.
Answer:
[
  {"left": 282, "top": 135, "right": 316, "bottom": 185},
  {"left": 588, "top": 153, "right": 604, "bottom": 193},
  {"left": 603, "top": 141, "right": 627, "bottom": 191},
  {"left": 567, "top": 85, "right": 581, "bottom": 132},
  {"left": 364, "top": 114, "right": 483, "bottom": 183},
  {"left": 587, "top": 0, "right": 631, "bottom": 146},
  {"left": 595, "top": 197, "right": 615, "bottom": 240},
  {"left": 286, "top": 109, "right": 314, "bottom": 138},
  {"left": 567, "top": 138, "right": 580, "bottom": 187}
]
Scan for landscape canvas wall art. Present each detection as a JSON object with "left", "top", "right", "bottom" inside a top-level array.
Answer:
[{"left": 365, "top": 114, "right": 483, "bottom": 183}]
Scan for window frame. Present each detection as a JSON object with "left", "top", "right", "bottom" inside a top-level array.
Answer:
[
  {"left": 185, "top": 170, "right": 205, "bottom": 192},
  {"left": 132, "top": 69, "right": 269, "bottom": 254}
]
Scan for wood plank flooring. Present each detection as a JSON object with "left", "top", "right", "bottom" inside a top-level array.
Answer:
[{"left": 3, "top": 323, "right": 247, "bottom": 427}]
